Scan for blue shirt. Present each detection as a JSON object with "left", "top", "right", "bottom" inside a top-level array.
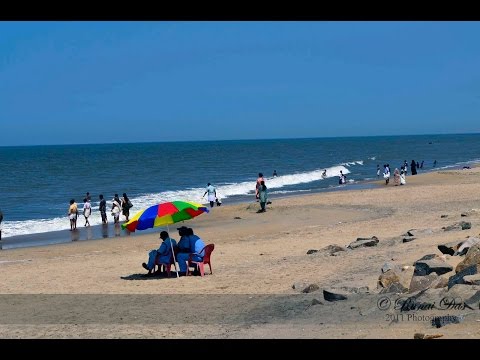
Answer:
[
  {"left": 157, "top": 237, "right": 177, "bottom": 263},
  {"left": 189, "top": 234, "right": 206, "bottom": 257}
]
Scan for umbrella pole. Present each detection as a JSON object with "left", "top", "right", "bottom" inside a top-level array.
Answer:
[{"left": 167, "top": 224, "right": 180, "bottom": 278}]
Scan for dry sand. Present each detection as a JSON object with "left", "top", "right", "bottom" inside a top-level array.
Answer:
[{"left": 1, "top": 167, "right": 480, "bottom": 338}]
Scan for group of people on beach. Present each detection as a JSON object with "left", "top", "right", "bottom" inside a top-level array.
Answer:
[
  {"left": 67, "top": 192, "right": 133, "bottom": 231},
  {"left": 376, "top": 159, "right": 433, "bottom": 187},
  {"left": 142, "top": 225, "right": 207, "bottom": 277}
]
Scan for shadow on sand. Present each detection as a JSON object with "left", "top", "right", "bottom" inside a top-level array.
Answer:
[{"left": 120, "top": 272, "right": 180, "bottom": 281}]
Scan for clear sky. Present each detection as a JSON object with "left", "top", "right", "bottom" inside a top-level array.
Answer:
[{"left": 1, "top": 21, "right": 479, "bottom": 146}]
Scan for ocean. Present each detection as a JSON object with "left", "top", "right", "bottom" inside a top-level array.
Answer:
[{"left": 1, "top": 134, "right": 479, "bottom": 249}]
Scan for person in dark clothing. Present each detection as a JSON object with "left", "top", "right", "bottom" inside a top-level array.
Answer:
[
  {"left": 99, "top": 194, "right": 107, "bottom": 224},
  {"left": 411, "top": 160, "right": 417, "bottom": 175},
  {"left": 416, "top": 161, "right": 420, "bottom": 169},
  {"left": 0, "top": 208, "right": 3, "bottom": 241},
  {"left": 420, "top": 160, "right": 424, "bottom": 169}
]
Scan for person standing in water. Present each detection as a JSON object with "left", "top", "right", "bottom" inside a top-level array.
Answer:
[
  {"left": 376, "top": 165, "right": 380, "bottom": 178},
  {"left": 273, "top": 170, "right": 277, "bottom": 177},
  {"left": 203, "top": 183, "right": 217, "bottom": 208},
  {"left": 83, "top": 198, "right": 92, "bottom": 227}
]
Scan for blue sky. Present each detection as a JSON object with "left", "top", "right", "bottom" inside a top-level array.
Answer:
[{"left": 1, "top": 21, "right": 479, "bottom": 146}]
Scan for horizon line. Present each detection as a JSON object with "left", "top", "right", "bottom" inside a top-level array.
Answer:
[{"left": 1, "top": 132, "right": 479, "bottom": 148}]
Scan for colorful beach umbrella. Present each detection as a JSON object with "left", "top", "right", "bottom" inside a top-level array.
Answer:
[
  {"left": 122, "top": 200, "right": 209, "bottom": 232},
  {"left": 123, "top": 200, "right": 209, "bottom": 278}
]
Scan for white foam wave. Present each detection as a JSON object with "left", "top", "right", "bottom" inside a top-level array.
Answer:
[{"left": 1, "top": 165, "right": 352, "bottom": 238}]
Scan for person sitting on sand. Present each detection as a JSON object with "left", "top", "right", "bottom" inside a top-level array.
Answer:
[
  {"left": 142, "top": 230, "right": 177, "bottom": 275},
  {"left": 176, "top": 227, "right": 206, "bottom": 276}
]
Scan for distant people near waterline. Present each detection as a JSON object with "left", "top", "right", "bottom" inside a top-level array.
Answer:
[
  {"left": 433, "top": 160, "right": 437, "bottom": 167},
  {"left": 203, "top": 183, "right": 217, "bottom": 208},
  {"left": 383, "top": 164, "right": 390, "bottom": 185},
  {"left": 376, "top": 165, "right": 380, "bottom": 178},
  {"left": 83, "top": 198, "right": 92, "bottom": 227},
  {"left": 420, "top": 160, "right": 424, "bottom": 169},
  {"left": 322, "top": 169, "right": 327, "bottom": 178},
  {"left": 403, "top": 160, "right": 408, "bottom": 175},
  {"left": 339, "top": 171, "right": 346, "bottom": 185},
  {"left": 255, "top": 173, "right": 265, "bottom": 201},
  {"left": 273, "top": 170, "right": 277, "bottom": 177},
  {"left": 257, "top": 181, "right": 268, "bottom": 213},
  {"left": 85, "top": 192, "right": 91, "bottom": 202},
  {"left": 400, "top": 170, "right": 406, "bottom": 185},
  {"left": 122, "top": 193, "right": 132, "bottom": 221},
  {"left": 411, "top": 160, "right": 417, "bottom": 175},
  {"left": 99, "top": 194, "right": 107, "bottom": 224},
  {"left": 0, "top": 208, "right": 3, "bottom": 241},
  {"left": 393, "top": 168, "right": 400, "bottom": 186},
  {"left": 68, "top": 199, "right": 78, "bottom": 231},
  {"left": 416, "top": 161, "right": 420, "bottom": 170},
  {"left": 111, "top": 195, "right": 122, "bottom": 224}
]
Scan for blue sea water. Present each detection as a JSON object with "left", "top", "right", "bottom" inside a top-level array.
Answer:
[{"left": 1, "top": 134, "right": 479, "bottom": 246}]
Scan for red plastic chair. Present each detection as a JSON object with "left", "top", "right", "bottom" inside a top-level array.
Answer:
[
  {"left": 186, "top": 244, "right": 215, "bottom": 277},
  {"left": 154, "top": 249, "right": 178, "bottom": 277}
]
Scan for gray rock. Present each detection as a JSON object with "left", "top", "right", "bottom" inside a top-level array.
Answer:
[
  {"left": 356, "top": 236, "right": 379, "bottom": 241},
  {"left": 438, "top": 241, "right": 463, "bottom": 256},
  {"left": 455, "top": 244, "right": 480, "bottom": 273},
  {"left": 306, "top": 249, "right": 318, "bottom": 255},
  {"left": 378, "top": 270, "right": 401, "bottom": 288},
  {"left": 448, "top": 265, "right": 478, "bottom": 289},
  {"left": 321, "top": 244, "right": 346, "bottom": 255},
  {"left": 463, "top": 274, "right": 480, "bottom": 285},
  {"left": 464, "top": 290, "right": 480, "bottom": 307},
  {"left": 455, "top": 237, "right": 480, "bottom": 256},
  {"left": 461, "top": 213, "right": 468, "bottom": 217},
  {"left": 431, "top": 315, "right": 464, "bottom": 328},
  {"left": 234, "top": 216, "right": 242, "bottom": 220},
  {"left": 381, "top": 262, "right": 401, "bottom": 274},
  {"left": 414, "top": 259, "right": 453, "bottom": 276},
  {"left": 323, "top": 289, "right": 348, "bottom": 302},
  {"left": 404, "top": 229, "right": 417, "bottom": 236},
  {"left": 414, "top": 254, "right": 439, "bottom": 264},
  {"left": 311, "top": 298, "right": 323, "bottom": 306},
  {"left": 348, "top": 237, "right": 379, "bottom": 249},
  {"left": 444, "top": 284, "right": 480, "bottom": 300},
  {"left": 403, "top": 237, "right": 416, "bottom": 243},
  {"left": 409, "top": 273, "right": 439, "bottom": 293},
  {"left": 379, "top": 282, "right": 408, "bottom": 294},
  {"left": 461, "top": 221, "right": 471, "bottom": 230},
  {"left": 441, "top": 215, "right": 448, "bottom": 218},
  {"left": 292, "top": 282, "right": 309, "bottom": 291},
  {"left": 338, "top": 286, "right": 369, "bottom": 294},
  {"left": 302, "top": 284, "right": 320, "bottom": 293}
]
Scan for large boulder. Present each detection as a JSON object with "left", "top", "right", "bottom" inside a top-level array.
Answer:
[
  {"left": 414, "top": 259, "right": 453, "bottom": 276},
  {"left": 409, "top": 273, "right": 439, "bottom": 293},
  {"left": 448, "top": 265, "right": 478, "bottom": 289},
  {"left": 455, "top": 244, "right": 480, "bottom": 273}
]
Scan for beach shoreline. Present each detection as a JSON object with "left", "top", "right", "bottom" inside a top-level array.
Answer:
[
  {"left": 2, "top": 161, "right": 477, "bottom": 250},
  {"left": 1, "top": 165, "right": 480, "bottom": 338}
]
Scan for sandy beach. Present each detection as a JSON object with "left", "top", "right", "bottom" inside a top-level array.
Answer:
[{"left": 1, "top": 167, "right": 480, "bottom": 339}]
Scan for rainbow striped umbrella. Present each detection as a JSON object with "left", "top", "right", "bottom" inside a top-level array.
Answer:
[{"left": 121, "top": 200, "right": 209, "bottom": 232}]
